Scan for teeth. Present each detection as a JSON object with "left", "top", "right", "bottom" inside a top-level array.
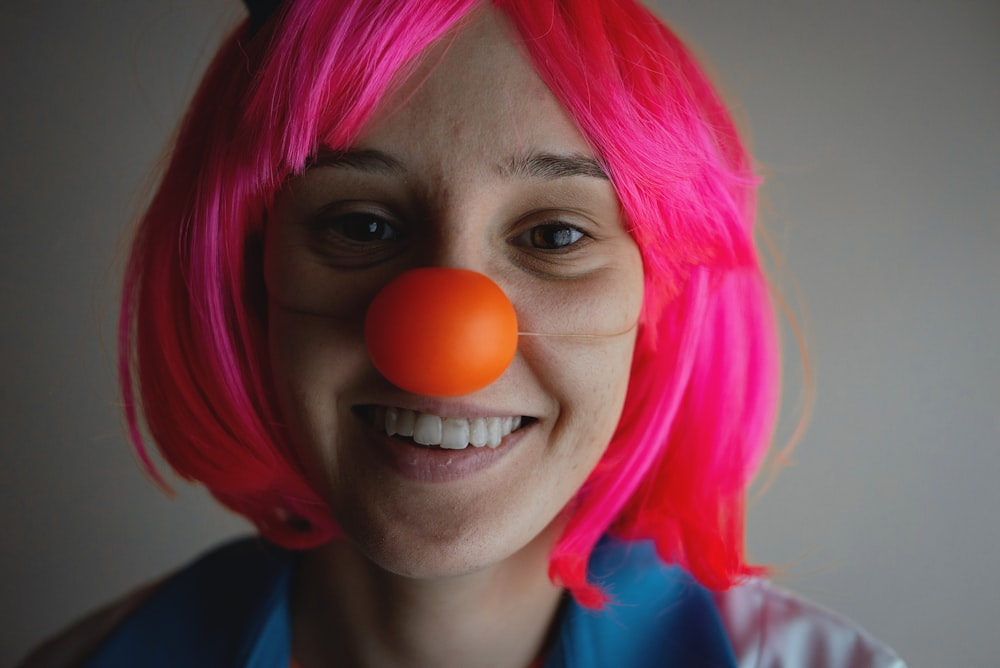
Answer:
[
  {"left": 413, "top": 413, "right": 442, "bottom": 446},
  {"left": 383, "top": 407, "right": 396, "bottom": 436},
  {"left": 377, "top": 408, "right": 524, "bottom": 449},
  {"left": 486, "top": 417, "right": 502, "bottom": 448},
  {"left": 396, "top": 409, "right": 415, "bottom": 437},
  {"left": 441, "top": 418, "right": 470, "bottom": 450},
  {"left": 469, "top": 418, "right": 488, "bottom": 447}
]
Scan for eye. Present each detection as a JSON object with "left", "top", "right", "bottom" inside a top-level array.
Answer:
[
  {"left": 324, "top": 212, "right": 400, "bottom": 243},
  {"left": 518, "top": 223, "right": 586, "bottom": 251},
  {"left": 304, "top": 206, "right": 407, "bottom": 268}
]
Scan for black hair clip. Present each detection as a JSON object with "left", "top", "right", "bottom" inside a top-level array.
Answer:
[{"left": 244, "top": 0, "right": 283, "bottom": 36}]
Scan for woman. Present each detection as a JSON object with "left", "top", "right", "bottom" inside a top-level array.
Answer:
[{"left": 23, "top": 0, "right": 904, "bottom": 666}]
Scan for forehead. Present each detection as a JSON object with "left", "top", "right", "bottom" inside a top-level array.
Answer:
[{"left": 354, "top": 7, "right": 594, "bottom": 166}]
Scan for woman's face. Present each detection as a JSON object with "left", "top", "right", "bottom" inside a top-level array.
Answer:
[{"left": 265, "top": 9, "right": 643, "bottom": 579}]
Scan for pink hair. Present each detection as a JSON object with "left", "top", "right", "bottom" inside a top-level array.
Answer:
[{"left": 120, "top": 0, "right": 778, "bottom": 607}]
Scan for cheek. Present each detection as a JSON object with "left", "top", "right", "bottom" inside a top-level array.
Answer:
[
  {"left": 514, "top": 256, "right": 643, "bottom": 475},
  {"left": 567, "top": 337, "right": 636, "bottom": 427},
  {"left": 521, "top": 327, "right": 637, "bottom": 463},
  {"left": 510, "top": 274, "right": 642, "bottom": 338},
  {"left": 264, "top": 236, "right": 389, "bottom": 320},
  {"left": 502, "top": 236, "right": 644, "bottom": 341},
  {"left": 267, "top": 307, "right": 368, "bottom": 476},
  {"left": 510, "top": 253, "right": 643, "bottom": 418}
]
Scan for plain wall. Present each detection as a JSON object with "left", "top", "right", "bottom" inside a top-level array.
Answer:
[{"left": 2, "top": 1, "right": 997, "bottom": 665}]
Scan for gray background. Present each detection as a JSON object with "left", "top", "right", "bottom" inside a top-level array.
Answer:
[{"left": 2, "top": 1, "right": 997, "bottom": 665}]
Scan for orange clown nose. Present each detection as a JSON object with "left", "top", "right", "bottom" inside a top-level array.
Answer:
[{"left": 364, "top": 268, "right": 519, "bottom": 397}]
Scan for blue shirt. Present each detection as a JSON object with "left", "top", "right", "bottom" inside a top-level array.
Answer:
[{"left": 82, "top": 536, "right": 737, "bottom": 667}]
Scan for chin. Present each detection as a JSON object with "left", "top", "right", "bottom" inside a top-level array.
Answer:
[{"left": 335, "top": 504, "right": 561, "bottom": 583}]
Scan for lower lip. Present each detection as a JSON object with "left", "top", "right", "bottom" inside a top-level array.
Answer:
[{"left": 359, "top": 417, "right": 528, "bottom": 483}]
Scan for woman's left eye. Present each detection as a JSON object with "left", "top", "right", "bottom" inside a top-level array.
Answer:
[{"left": 516, "top": 223, "right": 586, "bottom": 251}]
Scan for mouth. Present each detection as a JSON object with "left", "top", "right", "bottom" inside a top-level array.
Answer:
[{"left": 358, "top": 406, "right": 534, "bottom": 450}]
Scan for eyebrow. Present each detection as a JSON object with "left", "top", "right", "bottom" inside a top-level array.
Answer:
[
  {"left": 500, "top": 152, "right": 609, "bottom": 180},
  {"left": 308, "top": 147, "right": 404, "bottom": 173},
  {"left": 307, "top": 147, "right": 608, "bottom": 181}
]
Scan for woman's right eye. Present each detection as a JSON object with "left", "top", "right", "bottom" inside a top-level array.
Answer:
[
  {"left": 304, "top": 207, "right": 406, "bottom": 268},
  {"left": 322, "top": 212, "right": 400, "bottom": 243}
]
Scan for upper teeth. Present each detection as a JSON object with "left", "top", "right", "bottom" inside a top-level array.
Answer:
[{"left": 376, "top": 407, "right": 522, "bottom": 450}]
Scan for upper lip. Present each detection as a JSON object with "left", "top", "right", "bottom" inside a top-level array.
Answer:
[{"left": 353, "top": 397, "right": 534, "bottom": 420}]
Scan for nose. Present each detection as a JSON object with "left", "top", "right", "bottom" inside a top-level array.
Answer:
[{"left": 364, "top": 267, "right": 519, "bottom": 397}]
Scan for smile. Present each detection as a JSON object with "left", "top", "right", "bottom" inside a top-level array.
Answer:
[{"left": 369, "top": 406, "right": 528, "bottom": 450}]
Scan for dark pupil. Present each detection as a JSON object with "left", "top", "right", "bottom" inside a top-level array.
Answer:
[
  {"left": 534, "top": 226, "right": 576, "bottom": 248},
  {"left": 341, "top": 216, "right": 388, "bottom": 241}
]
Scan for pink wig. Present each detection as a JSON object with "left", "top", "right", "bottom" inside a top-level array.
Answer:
[{"left": 120, "top": 0, "right": 779, "bottom": 606}]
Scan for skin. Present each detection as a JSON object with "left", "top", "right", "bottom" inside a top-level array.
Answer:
[{"left": 264, "top": 8, "right": 644, "bottom": 668}]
